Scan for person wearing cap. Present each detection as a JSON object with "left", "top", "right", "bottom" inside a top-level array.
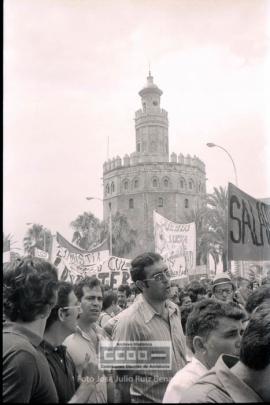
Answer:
[{"left": 212, "top": 274, "right": 235, "bottom": 303}]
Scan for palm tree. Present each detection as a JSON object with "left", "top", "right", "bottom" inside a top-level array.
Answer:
[
  {"left": 206, "top": 186, "right": 228, "bottom": 271},
  {"left": 109, "top": 211, "right": 137, "bottom": 257},
  {"left": 23, "top": 224, "right": 52, "bottom": 255},
  {"left": 184, "top": 207, "right": 219, "bottom": 271},
  {"left": 70, "top": 211, "right": 137, "bottom": 256},
  {"left": 71, "top": 212, "right": 102, "bottom": 250}
]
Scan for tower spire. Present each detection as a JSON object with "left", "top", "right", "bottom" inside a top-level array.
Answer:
[{"left": 148, "top": 61, "right": 151, "bottom": 77}]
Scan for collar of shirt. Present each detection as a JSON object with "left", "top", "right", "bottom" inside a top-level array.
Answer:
[
  {"left": 40, "top": 339, "right": 67, "bottom": 356},
  {"left": 216, "top": 354, "right": 264, "bottom": 403},
  {"left": 140, "top": 295, "right": 178, "bottom": 324},
  {"left": 3, "top": 321, "right": 42, "bottom": 347}
]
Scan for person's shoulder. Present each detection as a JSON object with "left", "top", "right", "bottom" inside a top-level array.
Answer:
[{"left": 3, "top": 332, "right": 38, "bottom": 358}]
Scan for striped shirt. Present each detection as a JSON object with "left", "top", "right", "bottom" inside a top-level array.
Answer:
[{"left": 112, "top": 294, "right": 187, "bottom": 403}]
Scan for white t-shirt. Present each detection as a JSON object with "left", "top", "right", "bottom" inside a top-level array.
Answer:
[{"left": 163, "top": 356, "right": 208, "bottom": 403}]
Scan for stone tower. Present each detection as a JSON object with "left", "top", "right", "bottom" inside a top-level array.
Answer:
[{"left": 103, "top": 73, "right": 206, "bottom": 259}]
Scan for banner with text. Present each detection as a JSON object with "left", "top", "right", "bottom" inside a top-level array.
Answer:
[
  {"left": 51, "top": 232, "right": 109, "bottom": 284},
  {"left": 34, "top": 247, "right": 49, "bottom": 260},
  {"left": 228, "top": 183, "right": 270, "bottom": 261},
  {"left": 153, "top": 211, "right": 196, "bottom": 279},
  {"left": 95, "top": 256, "right": 131, "bottom": 288}
]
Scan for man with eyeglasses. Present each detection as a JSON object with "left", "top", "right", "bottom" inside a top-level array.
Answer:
[
  {"left": 212, "top": 275, "right": 235, "bottom": 303},
  {"left": 112, "top": 252, "right": 187, "bottom": 403},
  {"left": 41, "top": 281, "right": 79, "bottom": 402}
]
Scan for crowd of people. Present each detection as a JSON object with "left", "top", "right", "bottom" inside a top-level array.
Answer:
[{"left": 3, "top": 253, "right": 270, "bottom": 403}]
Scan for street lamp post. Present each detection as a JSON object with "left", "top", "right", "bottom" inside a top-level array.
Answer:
[
  {"left": 206, "top": 143, "right": 238, "bottom": 187},
  {"left": 86, "top": 196, "right": 112, "bottom": 256}
]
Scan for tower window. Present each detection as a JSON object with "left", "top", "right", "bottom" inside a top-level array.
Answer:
[
  {"left": 124, "top": 180, "right": 128, "bottom": 190},
  {"left": 184, "top": 199, "right": 189, "bottom": 208},
  {"left": 111, "top": 182, "right": 115, "bottom": 193},
  {"left": 137, "top": 143, "right": 140, "bottom": 152},
  {"left": 106, "top": 184, "right": 110, "bottom": 194},
  {"left": 153, "top": 178, "right": 158, "bottom": 187},
  {"left": 129, "top": 198, "right": 134, "bottom": 209},
  {"left": 134, "top": 179, "right": 139, "bottom": 189},
  {"left": 143, "top": 102, "right": 146, "bottom": 112},
  {"left": 153, "top": 100, "right": 158, "bottom": 106},
  {"left": 109, "top": 202, "right": 111, "bottom": 210},
  {"left": 189, "top": 181, "right": 193, "bottom": 190},
  {"left": 158, "top": 197, "right": 163, "bottom": 207},
  {"left": 164, "top": 178, "right": 169, "bottom": 188}
]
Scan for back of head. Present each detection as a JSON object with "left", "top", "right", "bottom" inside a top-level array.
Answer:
[
  {"left": 102, "top": 291, "right": 118, "bottom": 311},
  {"left": 117, "top": 284, "right": 131, "bottom": 298},
  {"left": 186, "top": 298, "right": 245, "bottom": 353},
  {"left": 3, "top": 257, "right": 58, "bottom": 323},
  {"left": 240, "top": 304, "right": 270, "bottom": 370},
  {"left": 130, "top": 252, "right": 163, "bottom": 282},
  {"left": 186, "top": 281, "right": 206, "bottom": 302},
  {"left": 45, "top": 281, "right": 73, "bottom": 330},
  {"left": 245, "top": 287, "right": 270, "bottom": 314}
]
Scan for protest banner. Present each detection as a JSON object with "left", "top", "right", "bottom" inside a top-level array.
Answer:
[
  {"left": 228, "top": 183, "right": 270, "bottom": 261},
  {"left": 51, "top": 232, "right": 109, "bottom": 283},
  {"left": 153, "top": 211, "right": 196, "bottom": 279},
  {"left": 34, "top": 247, "right": 49, "bottom": 260},
  {"left": 96, "top": 256, "right": 131, "bottom": 288}
]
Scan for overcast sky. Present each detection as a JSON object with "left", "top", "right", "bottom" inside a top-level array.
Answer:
[{"left": 4, "top": 0, "right": 270, "bottom": 251}]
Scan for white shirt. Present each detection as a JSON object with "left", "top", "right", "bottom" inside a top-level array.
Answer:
[{"left": 163, "top": 356, "right": 208, "bottom": 403}]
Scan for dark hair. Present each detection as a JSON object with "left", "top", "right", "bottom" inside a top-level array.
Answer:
[
  {"left": 180, "top": 304, "right": 194, "bottom": 334},
  {"left": 186, "top": 281, "right": 206, "bottom": 302},
  {"left": 186, "top": 298, "right": 245, "bottom": 353},
  {"left": 245, "top": 287, "right": 270, "bottom": 314},
  {"left": 240, "top": 305, "right": 270, "bottom": 370},
  {"left": 117, "top": 284, "right": 131, "bottom": 298},
  {"left": 130, "top": 252, "right": 163, "bottom": 282},
  {"left": 179, "top": 291, "right": 191, "bottom": 306},
  {"left": 74, "top": 276, "right": 102, "bottom": 301},
  {"left": 45, "top": 281, "right": 74, "bottom": 331},
  {"left": 3, "top": 257, "right": 58, "bottom": 322},
  {"left": 102, "top": 291, "right": 118, "bottom": 311}
]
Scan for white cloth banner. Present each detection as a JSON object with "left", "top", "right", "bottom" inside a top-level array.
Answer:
[{"left": 153, "top": 211, "right": 196, "bottom": 279}]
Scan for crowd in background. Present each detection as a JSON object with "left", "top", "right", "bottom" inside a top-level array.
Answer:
[{"left": 3, "top": 254, "right": 270, "bottom": 403}]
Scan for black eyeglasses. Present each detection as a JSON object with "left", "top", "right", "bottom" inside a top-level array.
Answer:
[{"left": 143, "top": 269, "right": 171, "bottom": 283}]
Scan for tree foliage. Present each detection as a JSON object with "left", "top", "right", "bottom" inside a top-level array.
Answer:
[
  {"left": 23, "top": 224, "right": 52, "bottom": 254},
  {"left": 70, "top": 211, "right": 137, "bottom": 256}
]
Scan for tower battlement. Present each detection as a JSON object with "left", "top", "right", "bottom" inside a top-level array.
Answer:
[{"left": 103, "top": 153, "right": 205, "bottom": 173}]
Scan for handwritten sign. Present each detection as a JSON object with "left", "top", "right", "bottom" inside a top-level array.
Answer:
[{"left": 153, "top": 211, "right": 196, "bottom": 278}]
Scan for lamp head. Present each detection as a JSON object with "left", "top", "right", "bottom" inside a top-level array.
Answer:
[{"left": 206, "top": 143, "right": 216, "bottom": 148}]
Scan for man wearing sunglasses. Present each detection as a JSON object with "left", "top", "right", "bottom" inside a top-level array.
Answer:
[{"left": 113, "top": 252, "right": 187, "bottom": 403}]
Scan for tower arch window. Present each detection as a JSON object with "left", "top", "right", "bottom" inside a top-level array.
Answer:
[
  {"left": 189, "top": 179, "right": 194, "bottom": 190},
  {"left": 163, "top": 178, "right": 169, "bottom": 188},
  {"left": 180, "top": 178, "right": 186, "bottom": 189},
  {"left": 143, "top": 102, "right": 146, "bottom": 112},
  {"left": 123, "top": 180, "right": 128, "bottom": 190},
  {"left": 137, "top": 143, "right": 141, "bottom": 152},
  {"left": 106, "top": 184, "right": 110, "bottom": 194},
  {"left": 111, "top": 182, "right": 115, "bottom": 193},
  {"left": 134, "top": 179, "right": 139, "bottom": 189},
  {"left": 129, "top": 198, "right": 134, "bottom": 209},
  {"left": 152, "top": 177, "right": 159, "bottom": 188},
  {"left": 158, "top": 197, "right": 163, "bottom": 207},
  {"left": 184, "top": 199, "right": 189, "bottom": 208}
]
